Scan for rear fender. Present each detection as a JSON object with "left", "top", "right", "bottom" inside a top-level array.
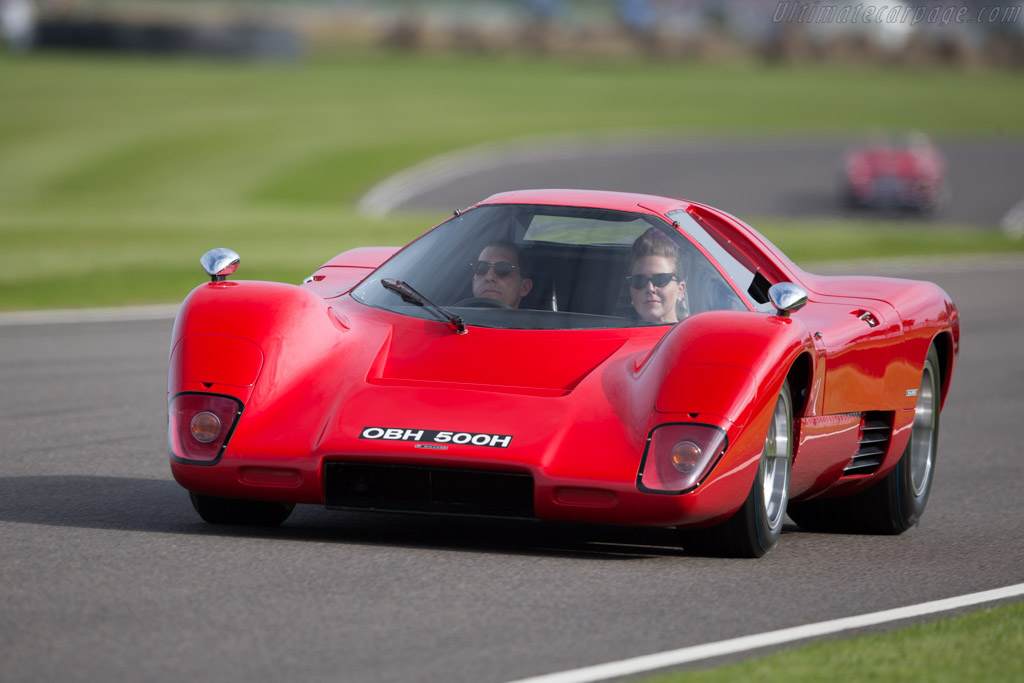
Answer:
[
  {"left": 797, "top": 275, "right": 958, "bottom": 411},
  {"left": 318, "top": 246, "right": 401, "bottom": 269},
  {"left": 890, "top": 282, "right": 959, "bottom": 411},
  {"left": 303, "top": 246, "right": 401, "bottom": 300}
]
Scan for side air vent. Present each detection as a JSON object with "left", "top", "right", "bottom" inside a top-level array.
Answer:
[{"left": 844, "top": 412, "right": 892, "bottom": 476}]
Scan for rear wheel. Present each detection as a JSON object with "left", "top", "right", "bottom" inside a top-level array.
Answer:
[
  {"left": 788, "top": 344, "right": 940, "bottom": 534},
  {"left": 679, "top": 381, "right": 793, "bottom": 558},
  {"left": 189, "top": 492, "right": 295, "bottom": 527}
]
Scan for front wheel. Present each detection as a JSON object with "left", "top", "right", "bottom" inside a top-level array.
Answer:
[
  {"left": 679, "top": 381, "right": 793, "bottom": 558},
  {"left": 189, "top": 492, "right": 295, "bottom": 527}
]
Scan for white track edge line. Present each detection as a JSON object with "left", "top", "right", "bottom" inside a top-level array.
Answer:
[
  {"left": 505, "top": 583, "right": 1024, "bottom": 683},
  {"left": 0, "top": 304, "right": 180, "bottom": 326}
]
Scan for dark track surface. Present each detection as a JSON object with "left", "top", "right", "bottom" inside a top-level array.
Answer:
[
  {"left": 1, "top": 260, "right": 1022, "bottom": 683},
  {"left": 384, "top": 136, "right": 1024, "bottom": 228}
]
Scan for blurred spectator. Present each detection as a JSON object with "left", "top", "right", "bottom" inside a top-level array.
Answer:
[
  {"left": 527, "top": 0, "right": 567, "bottom": 22},
  {"left": 618, "top": 0, "right": 656, "bottom": 34},
  {"left": 11, "top": 0, "right": 1022, "bottom": 67},
  {"left": 1, "top": 0, "right": 35, "bottom": 52}
]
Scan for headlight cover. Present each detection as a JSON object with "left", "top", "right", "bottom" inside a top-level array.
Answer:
[
  {"left": 636, "top": 423, "right": 728, "bottom": 494},
  {"left": 168, "top": 392, "right": 243, "bottom": 465}
]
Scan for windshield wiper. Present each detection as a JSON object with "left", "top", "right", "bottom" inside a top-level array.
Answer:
[{"left": 381, "top": 278, "right": 467, "bottom": 335}]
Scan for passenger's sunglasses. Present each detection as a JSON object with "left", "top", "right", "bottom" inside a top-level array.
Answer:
[
  {"left": 471, "top": 260, "right": 518, "bottom": 278},
  {"left": 626, "top": 273, "right": 678, "bottom": 289}
]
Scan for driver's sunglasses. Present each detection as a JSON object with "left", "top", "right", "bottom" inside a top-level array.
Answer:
[
  {"left": 626, "top": 273, "right": 678, "bottom": 289},
  {"left": 471, "top": 260, "right": 518, "bottom": 278}
]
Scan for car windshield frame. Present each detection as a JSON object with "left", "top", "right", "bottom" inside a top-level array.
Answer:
[{"left": 350, "top": 203, "right": 757, "bottom": 331}]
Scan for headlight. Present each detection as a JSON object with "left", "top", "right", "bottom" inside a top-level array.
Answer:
[
  {"left": 637, "top": 423, "right": 727, "bottom": 494},
  {"left": 190, "top": 411, "right": 222, "bottom": 444},
  {"left": 671, "top": 441, "right": 702, "bottom": 473}
]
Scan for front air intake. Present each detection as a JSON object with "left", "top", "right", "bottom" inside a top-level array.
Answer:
[
  {"left": 844, "top": 412, "right": 892, "bottom": 476},
  {"left": 324, "top": 462, "right": 535, "bottom": 519}
]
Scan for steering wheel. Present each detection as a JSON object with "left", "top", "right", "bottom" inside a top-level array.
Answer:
[{"left": 454, "top": 297, "right": 511, "bottom": 309}]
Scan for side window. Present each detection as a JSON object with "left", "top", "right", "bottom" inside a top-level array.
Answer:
[
  {"left": 676, "top": 241, "right": 748, "bottom": 315},
  {"left": 666, "top": 210, "right": 768, "bottom": 313}
]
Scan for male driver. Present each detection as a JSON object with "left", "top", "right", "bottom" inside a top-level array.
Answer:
[{"left": 471, "top": 239, "right": 533, "bottom": 308}]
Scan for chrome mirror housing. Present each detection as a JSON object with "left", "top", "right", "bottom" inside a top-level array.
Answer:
[
  {"left": 768, "top": 282, "right": 808, "bottom": 317},
  {"left": 200, "top": 248, "right": 240, "bottom": 282}
]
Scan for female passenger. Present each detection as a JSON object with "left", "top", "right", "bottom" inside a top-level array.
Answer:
[{"left": 626, "top": 228, "right": 686, "bottom": 323}]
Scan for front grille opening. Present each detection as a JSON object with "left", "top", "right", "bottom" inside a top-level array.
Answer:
[
  {"left": 324, "top": 462, "right": 535, "bottom": 519},
  {"left": 844, "top": 411, "right": 892, "bottom": 476}
]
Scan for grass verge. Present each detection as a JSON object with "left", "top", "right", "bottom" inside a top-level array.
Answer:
[{"left": 644, "top": 601, "right": 1024, "bottom": 682}]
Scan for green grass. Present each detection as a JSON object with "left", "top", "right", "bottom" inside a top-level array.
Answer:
[
  {"left": 1, "top": 51, "right": 1023, "bottom": 310},
  {"left": 0, "top": 206, "right": 435, "bottom": 308},
  {"left": 644, "top": 601, "right": 1024, "bottom": 682}
]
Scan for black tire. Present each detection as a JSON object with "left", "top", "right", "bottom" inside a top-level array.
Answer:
[
  {"left": 189, "top": 492, "right": 295, "bottom": 527},
  {"left": 788, "top": 344, "right": 940, "bottom": 534},
  {"left": 679, "top": 381, "right": 793, "bottom": 558}
]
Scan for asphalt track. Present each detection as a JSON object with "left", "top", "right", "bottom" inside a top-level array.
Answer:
[
  {"left": 1, "top": 257, "right": 1022, "bottom": 683},
  {"left": 360, "top": 136, "right": 1024, "bottom": 230}
]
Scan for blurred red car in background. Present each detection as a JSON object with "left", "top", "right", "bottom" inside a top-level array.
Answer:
[{"left": 843, "top": 133, "right": 948, "bottom": 213}]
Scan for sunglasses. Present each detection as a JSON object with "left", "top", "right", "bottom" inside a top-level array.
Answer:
[
  {"left": 626, "top": 273, "right": 678, "bottom": 289},
  {"left": 472, "top": 260, "right": 519, "bottom": 278}
]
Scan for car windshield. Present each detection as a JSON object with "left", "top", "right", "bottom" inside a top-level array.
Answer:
[{"left": 350, "top": 203, "right": 750, "bottom": 331}]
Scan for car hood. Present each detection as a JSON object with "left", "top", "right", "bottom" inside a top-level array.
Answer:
[{"left": 367, "top": 322, "right": 636, "bottom": 396}]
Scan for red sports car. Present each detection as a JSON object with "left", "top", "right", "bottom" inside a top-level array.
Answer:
[
  {"left": 167, "top": 189, "right": 959, "bottom": 557},
  {"left": 843, "top": 133, "right": 948, "bottom": 213}
]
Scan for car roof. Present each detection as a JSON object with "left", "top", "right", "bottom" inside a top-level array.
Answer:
[
  {"left": 476, "top": 188, "right": 802, "bottom": 286},
  {"left": 477, "top": 189, "right": 691, "bottom": 216}
]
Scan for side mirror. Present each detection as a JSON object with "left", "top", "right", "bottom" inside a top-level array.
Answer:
[
  {"left": 200, "top": 248, "right": 240, "bottom": 282},
  {"left": 767, "top": 282, "right": 807, "bottom": 317}
]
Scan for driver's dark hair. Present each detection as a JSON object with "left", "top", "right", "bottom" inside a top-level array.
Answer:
[
  {"left": 482, "top": 238, "right": 531, "bottom": 278},
  {"left": 630, "top": 228, "right": 683, "bottom": 279}
]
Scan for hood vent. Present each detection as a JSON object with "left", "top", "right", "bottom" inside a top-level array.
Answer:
[{"left": 844, "top": 412, "right": 892, "bottom": 476}]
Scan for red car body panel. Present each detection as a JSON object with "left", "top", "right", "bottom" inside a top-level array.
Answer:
[{"left": 168, "top": 189, "right": 959, "bottom": 530}]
